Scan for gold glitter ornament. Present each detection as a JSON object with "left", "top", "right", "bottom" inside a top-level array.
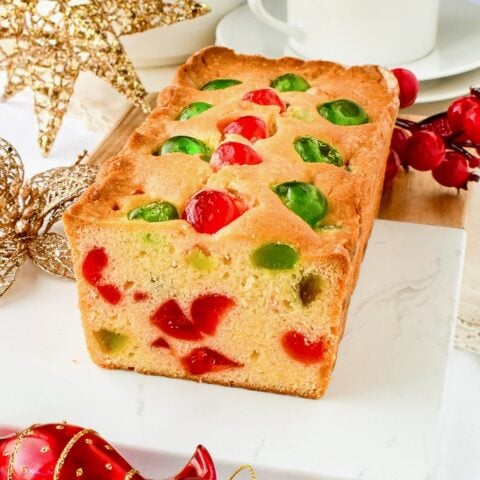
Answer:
[
  {"left": 0, "top": 0, "right": 152, "bottom": 156},
  {"left": 0, "top": 138, "right": 98, "bottom": 298},
  {"left": 104, "top": 0, "right": 211, "bottom": 36}
]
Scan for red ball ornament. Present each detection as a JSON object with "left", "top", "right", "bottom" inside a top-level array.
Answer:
[{"left": 0, "top": 423, "right": 216, "bottom": 480}]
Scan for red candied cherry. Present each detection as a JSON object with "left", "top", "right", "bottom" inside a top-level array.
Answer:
[
  {"left": 220, "top": 115, "right": 269, "bottom": 142},
  {"left": 151, "top": 337, "right": 170, "bottom": 349},
  {"left": 282, "top": 330, "right": 327, "bottom": 364},
  {"left": 210, "top": 141, "right": 263, "bottom": 171},
  {"left": 133, "top": 291, "right": 150, "bottom": 302},
  {"left": 181, "top": 347, "right": 240, "bottom": 375},
  {"left": 384, "top": 149, "right": 401, "bottom": 185},
  {"left": 447, "top": 96, "right": 480, "bottom": 132},
  {"left": 432, "top": 152, "right": 478, "bottom": 189},
  {"left": 182, "top": 190, "right": 245, "bottom": 234},
  {"left": 190, "top": 294, "right": 235, "bottom": 335},
  {"left": 403, "top": 130, "right": 445, "bottom": 171},
  {"left": 242, "top": 89, "right": 286, "bottom": 112},
  {"left": 391, "top": 68, "right": 419, "bottom": 108},
  {"left": 82, "top": 247, "right": 108, "bottom": 285},
  {"left": 463, "top": 105, "right": 480, "bottom": 144},
  {"left": 151, "top": 299, "right": 202, "bottom": 341},
  {"left": 96, "top": 284, "right": 123, "bottom": 305}
]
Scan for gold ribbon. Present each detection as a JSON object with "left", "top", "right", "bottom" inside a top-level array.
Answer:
[{"left": 228, "top": 464, "right": 258, "bottom": 480}]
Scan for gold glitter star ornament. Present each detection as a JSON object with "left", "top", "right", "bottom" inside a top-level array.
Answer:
[
  {"left": 0, "top": 137, "right": 99, "bottom": 298},
  {"left": 0, "top": 0, "right": 210, "bottom": 156}
]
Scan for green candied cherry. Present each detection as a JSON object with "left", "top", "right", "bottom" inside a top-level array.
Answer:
[
  {"left": 294, "top": 136, "right": 343, "bottom": 166},
  {"left": 94, "top": 329, "right": 129, "bottom": 354},
  {"left": 317, "top": 99, "right": 369, "bottom": 126},
  {"left": 128, "top": 201, "right": 178, "bottom": 222},
  {"left": 298, "top": 274, "right": 322, "bottom": 306},
  {"left": 252, "top": 243, "right": 299, "bottom": 270},
  {"left": 158, "top": 135, "right": 212, "bottom": 161},
  {"left": 273, "top": 181, "right": 328, "bottom": 228},
  {"left": 270, "top": 73, "right": 310, "bottom": 92},
  {"left": 187, "top": 248, "right": 215, "bottom": 272},
  {"left": 201, "top": 78, "right": 242, "bottom": 90},
  {"left": 176, "top": 102, "right": 213, "bottom": 120}
]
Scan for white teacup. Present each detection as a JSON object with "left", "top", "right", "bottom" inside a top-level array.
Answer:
[{"left": 248, "top": 0, "right": 439, "bottom": 66}]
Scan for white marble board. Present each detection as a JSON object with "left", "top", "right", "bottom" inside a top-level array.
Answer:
[{"left": 0, "top": 220, "right": 465, "bottom": 480}]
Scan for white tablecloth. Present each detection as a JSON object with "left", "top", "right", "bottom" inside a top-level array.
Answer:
[{"left": 0, "top": 71, "right": 479, "bottom": 480}]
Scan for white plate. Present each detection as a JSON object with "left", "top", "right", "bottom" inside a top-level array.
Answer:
[
  {"left": 0, "top": 220, "right": 465, "bottom": 480},
  {"left": 417, "top": 67, "right": 480, "bottom": 104},
  {"left": 216, "top": 0, "right": 480, "bottom": 82}
]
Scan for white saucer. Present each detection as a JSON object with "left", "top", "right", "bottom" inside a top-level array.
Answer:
[
  {"left": 418, "top": 67, "right": 479, "bottom": 104},
  {"left": 216, "top": 0, "right": 480, "bottom": 82}
]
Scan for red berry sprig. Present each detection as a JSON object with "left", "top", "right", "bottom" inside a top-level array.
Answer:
[{"left": 389, "top": 69, "right": 479, "bottom": 190}]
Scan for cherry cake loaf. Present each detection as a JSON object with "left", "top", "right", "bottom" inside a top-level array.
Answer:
[{"left": 64, "top": 47, "right": 399, "bottom": 398}]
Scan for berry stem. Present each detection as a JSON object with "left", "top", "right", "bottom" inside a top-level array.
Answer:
[
  {"left": 448, "top": 141, "right": 480, "bottom": 167},
  {"left": 471, "top": 87, "right": 480, "bottom": 99},
  {"left": 417, "top": 111, "right": 448, "bottom": 126},
  {"left": 395, "top": 118, "right": 417, "bottom": 130},
  {"left": 456, "top": 140, "right": 480, "bottom": 149}
]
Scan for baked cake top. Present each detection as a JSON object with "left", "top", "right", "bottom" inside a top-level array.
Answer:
[{"left": 66, "top": 47, "right": 398, "bottom": 262}]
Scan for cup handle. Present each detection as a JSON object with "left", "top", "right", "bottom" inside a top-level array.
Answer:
[{"left": 247, "top": 0, "right": 303, "bottom": 39}]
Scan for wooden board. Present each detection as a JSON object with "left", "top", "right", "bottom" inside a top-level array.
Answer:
[{"left": 89, "top": 94, "right": 468, "bottom": 229}]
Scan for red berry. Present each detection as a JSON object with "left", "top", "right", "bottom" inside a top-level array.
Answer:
[
  {"left": 432, "top": 152, "right": 472, "bottom": 189},
  {"left": 210, "top": 141, "right": 263, "bottom": 171},
  {"left": 151, "top": 299, "right": 202, "bottom": 341},
  {"left": 242, "top": 88, "right": 286, "bottom": 112},
  {"left": 220, "top": 115, "right": 269, "bottom": 142},
  {"left": 384, "top": 149, "right": 401, "bottom": 184},
  {"left": 182, "top": 190, "right": 245, "bottom": 234},
  {"left": 181, "top": 347, "right": 240, "bottom": 375},
  {"left": 190, "top": 294, "right": 235, "bottom": 335},
  {"left": 462, "top": 105, "right": 480, "bottom": 144},
  {"left": 390, "top": 127, "right": 409, "bottom": 158},
  {"left": 82, "top": 247, "right": 108, "bottom": 285},
  {"left": 391, "top": 68, "right": 419, "bottom": 108},
  {"left": 96, "top": 284, "right": 123, "bottom": 305},
  {"left": 403, "top": 130, "right": 445, "bottom": 171},
  {"left": 447, "top": 96, "right": 480, "bottom": 132},
  {"left": 281, "top": 330, "right": 327, "bottom": 364},
  {"left": 419, "top": 115, "right": 454, "bottom": 139}
]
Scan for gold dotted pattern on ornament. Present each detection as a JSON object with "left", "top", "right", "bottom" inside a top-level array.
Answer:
[
  {"left": 76, "top": 468, "right": 84, "bottom": 477},
  {"left": 52, "top": 429, "right": 92, "bottom": 480},
  {"left": 124, "top": 469, "right": 139, "bottom": 480},
  {"left": 7, "top": 425, "right": 39, "bottom": 480}
]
